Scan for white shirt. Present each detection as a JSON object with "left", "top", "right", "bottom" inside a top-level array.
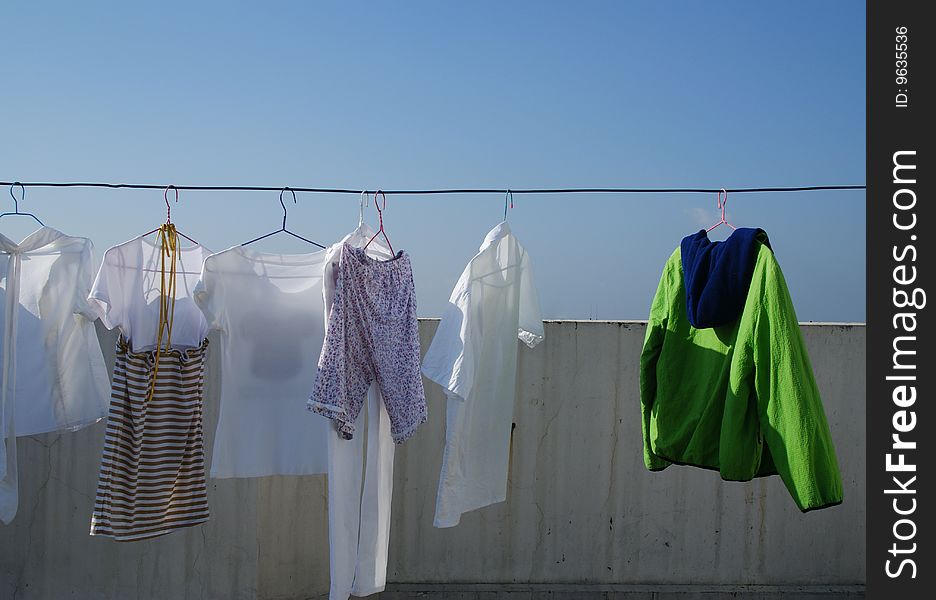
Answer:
[
  {"left": 194, "top": 245, "right": 334, "bottom": 478},
  {"left": 1, "top": 227, "right": 111, "bottom": 524},
  {"left": 88, "top": 234, "right": 211, "bottom": 352},
  {"left": 421, "top": 221, "right": 544, "bottom": 528}
]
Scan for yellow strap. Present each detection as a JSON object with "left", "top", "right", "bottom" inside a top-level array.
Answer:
[{"left": 147, "top": 223, "right": 179, "bottom": 403}]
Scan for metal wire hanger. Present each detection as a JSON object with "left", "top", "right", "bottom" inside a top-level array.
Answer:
[
  {"left": 242, "top": 187, "right": 326, "bottom": 248},
  {"left": 706, "top": 188, "right": 738, "bottom": 233},
  {"left": 363, "top": 190, "right": 395, "bottom": 255},
  {"left": 358, "top": 190, "right": 367, "bottom": 227},
  {"left": 0, "top": 182, "right": 45, "bottom": 226},
  {"left": 503, "top": 189, "right": 514, "bottom": 221},
  {"left": 142, "top": 185, "right": 200, "bottom": 244}
]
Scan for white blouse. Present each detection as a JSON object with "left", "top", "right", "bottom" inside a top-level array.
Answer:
[
  {"left": 421, "top": 221, "right": 544, "bottom": 528},
  {"left": 1, "top": 227, "right": 111, "bottom": 524}
]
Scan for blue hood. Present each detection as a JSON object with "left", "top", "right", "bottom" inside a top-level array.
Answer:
[{"left": 680, "top": 228, "right": 772, "bottom": 329}]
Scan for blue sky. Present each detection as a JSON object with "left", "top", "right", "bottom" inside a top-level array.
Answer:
[{"left": 1, "top": 1, "right": 865, "bottom": 321}]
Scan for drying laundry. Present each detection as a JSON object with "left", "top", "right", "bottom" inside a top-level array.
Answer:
[
  {"left": 194, "top": 245, "right": 332, "bottom": 478},
  {"left": 321, "top": 221, "right": 397, "bottom": 600},
  {"left": 422, "top": 221, "right": 544, "bottom": 528},
  {"left": 0, "top": 227, "right": 111, "bottom": 524},
  {"left": 680, "top": 228, "right": 771, "bottom": 329},
  {"left": 89, "top": 336, "right": 209, "bottom": 540},
  {"left": 87, "top": 229, "right": 211, "bottom": 352},
  {"left": 325, "top": 389, "right": 395, "bottom": 600},
  {"left": 309, "top": 243, "right": 426, "bottom": 444},
  {"left": 639, "top": 228, "right": 843, "bottom": 512},
  {"left": 88, "top": 225, "right": 213, "bottom": 539}
]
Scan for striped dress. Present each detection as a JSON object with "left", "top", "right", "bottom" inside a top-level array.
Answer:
[{"left": 90, "top": 336, "right": 210, "bottom": 541}]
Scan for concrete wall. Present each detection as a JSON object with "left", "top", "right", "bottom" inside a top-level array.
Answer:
[{"left": 0, "top": 321, "right": 865, "bottom": 599}]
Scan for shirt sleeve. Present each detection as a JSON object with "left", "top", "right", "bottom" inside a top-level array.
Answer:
[
  {"left": 750, "top": 251, "right": 844, "bottom": 512},
  {"left": 322, "top": 242, "right": 343, "bottom": 319},
  {"left": 517, "top": 249, "right": 544, "bottom": 348},
  {"left": 421, "top": 269, "right": 476, "bottom": 403},
  {"left": 87, "top": 247, "right": 124, "bottom": 331},
  {"left": 193, "top": 255, "right": 224, "bottom": 331},
  {"left": 74, "top": 240, "right": 100, "bottom": 321},
  {"left": 639, "top": 252, "right": 677, "bottom": 471}
]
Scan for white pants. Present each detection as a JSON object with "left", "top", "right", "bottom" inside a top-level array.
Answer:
[
  {"left": 0, "top": 422, "right": 17, "bottom": 525},
  {"left": 327, "top": 385, "right": 395, "bottom": 600}
]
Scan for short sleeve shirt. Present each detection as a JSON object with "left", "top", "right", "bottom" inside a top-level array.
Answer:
[
  {"left": 89, "top": 234, "right": 211, "bottom": 351},
  {"left": 194, "top": 245, "right": 333, "bottom": 477},
  {"left": 421, "top": 221, "right": 544, "bottom": 527}
]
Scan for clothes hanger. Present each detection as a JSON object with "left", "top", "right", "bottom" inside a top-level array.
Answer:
[
  {"left": 0, "top": 182, "right": 45, "bottom": 226},
  {"left": 142, "top": 185, "right": 199, "bottom": 245},
  {"left": 358, "top": 190, "right": 367, "bottom": 227},
  {"left": 242, "top": 187, "right": 326, "bottom": 248},
  {"left": 705, "top": 188, "right": 737, "bottom": 233},
  {"left": 355, "top": 190, "right": 394, "bottom": 259},
  {"left": 504, "top": 189, "right": 514, "bottom": 222},
  {"left": 363, "top": 190, "right": 394, "bottom": 255}
]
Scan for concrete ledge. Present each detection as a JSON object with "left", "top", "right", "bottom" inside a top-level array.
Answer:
[
  {"left": 375, "top": 583, "right": 866, "bottom": 599},
  {"left": 1, "top": 322, "right": 866, "bottom": 599}
]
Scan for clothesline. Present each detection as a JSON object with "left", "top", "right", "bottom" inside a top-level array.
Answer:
[{"left": 1, "top": 181, "right": 865, "bottom": 195}]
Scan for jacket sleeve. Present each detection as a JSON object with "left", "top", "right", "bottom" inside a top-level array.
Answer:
[
  {"left": 751, "top": 252, "right": 844, "bottom": 511},
  {"left": 640, "top": 254, "right": 677, "bottom": 471}
]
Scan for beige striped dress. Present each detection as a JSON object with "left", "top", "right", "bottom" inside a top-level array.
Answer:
[{"left": 90, "top": 336, "right": 210, "bottom": 541}]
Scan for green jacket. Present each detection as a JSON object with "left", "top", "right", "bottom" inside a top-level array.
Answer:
[{"left": 640, "top": 241, "right": 843, "bottom": 512}]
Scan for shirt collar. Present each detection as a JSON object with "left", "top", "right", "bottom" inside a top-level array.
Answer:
[
  {"left": 342, "top": 223, "right": 376, "bottom": 246},
  {"left": 334, "top": 223, "right": 394, "bottom": 259},
  {"left": 0, "top": 226, "right": 66, "bottom": 253},
  {"left": 479, "top": 221, "right": 511, "bottom": 252}
]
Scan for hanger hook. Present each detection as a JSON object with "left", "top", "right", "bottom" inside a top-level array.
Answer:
[
  {"left": 504, "top": 189, "right": 514, "bottom": 221},
  {"left": 279, "top": 187, "right": 297, "bottom": 228},
  {"left": 373, "top": 190, "right": 387, "bottom": 236},
  {"left": 164, "top": 185, "right": 179, "bottom": 223},
  {"left": 10, "top": 181, "right": 25, "bottom": 212},
  {"left": 359, "top": 190, "right": 368, "bottom": 226},
  {"left": 373, "top": 190, "right": 386, "bottom": 215},
  {"left": 718, "top": 188, "right": 728, "bottom": 218},
  {"left": 363, "top": 190, "right": 393, "bottom": 255}
]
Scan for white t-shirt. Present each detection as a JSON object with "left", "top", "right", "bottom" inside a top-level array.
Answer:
[
  {"left": 89, "top": 234, "right": 211, "bottom": 352},
  {"left": 194, "top": 245, "right": 333, "bottom": 478},
  {"left": 421, "top": 221, "right": 544, "bottom": 528},
  {"left": 1, "top": 227, "right": 111, "bottom": 524}
]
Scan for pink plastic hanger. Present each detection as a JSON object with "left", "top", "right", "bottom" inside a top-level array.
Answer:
[
  {"left": 705, "top": 189, "right": 737, "bottom": 233},
  {"left": 142, "top": 185, "right": 199, "bottom": 244},
  {"left": 363, "top": 190, "right": 395, "bottom": 255}
]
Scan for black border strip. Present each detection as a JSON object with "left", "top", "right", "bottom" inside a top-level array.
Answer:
[{"left": 867, "top": 1, "right": 932, "bottom": 596}]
